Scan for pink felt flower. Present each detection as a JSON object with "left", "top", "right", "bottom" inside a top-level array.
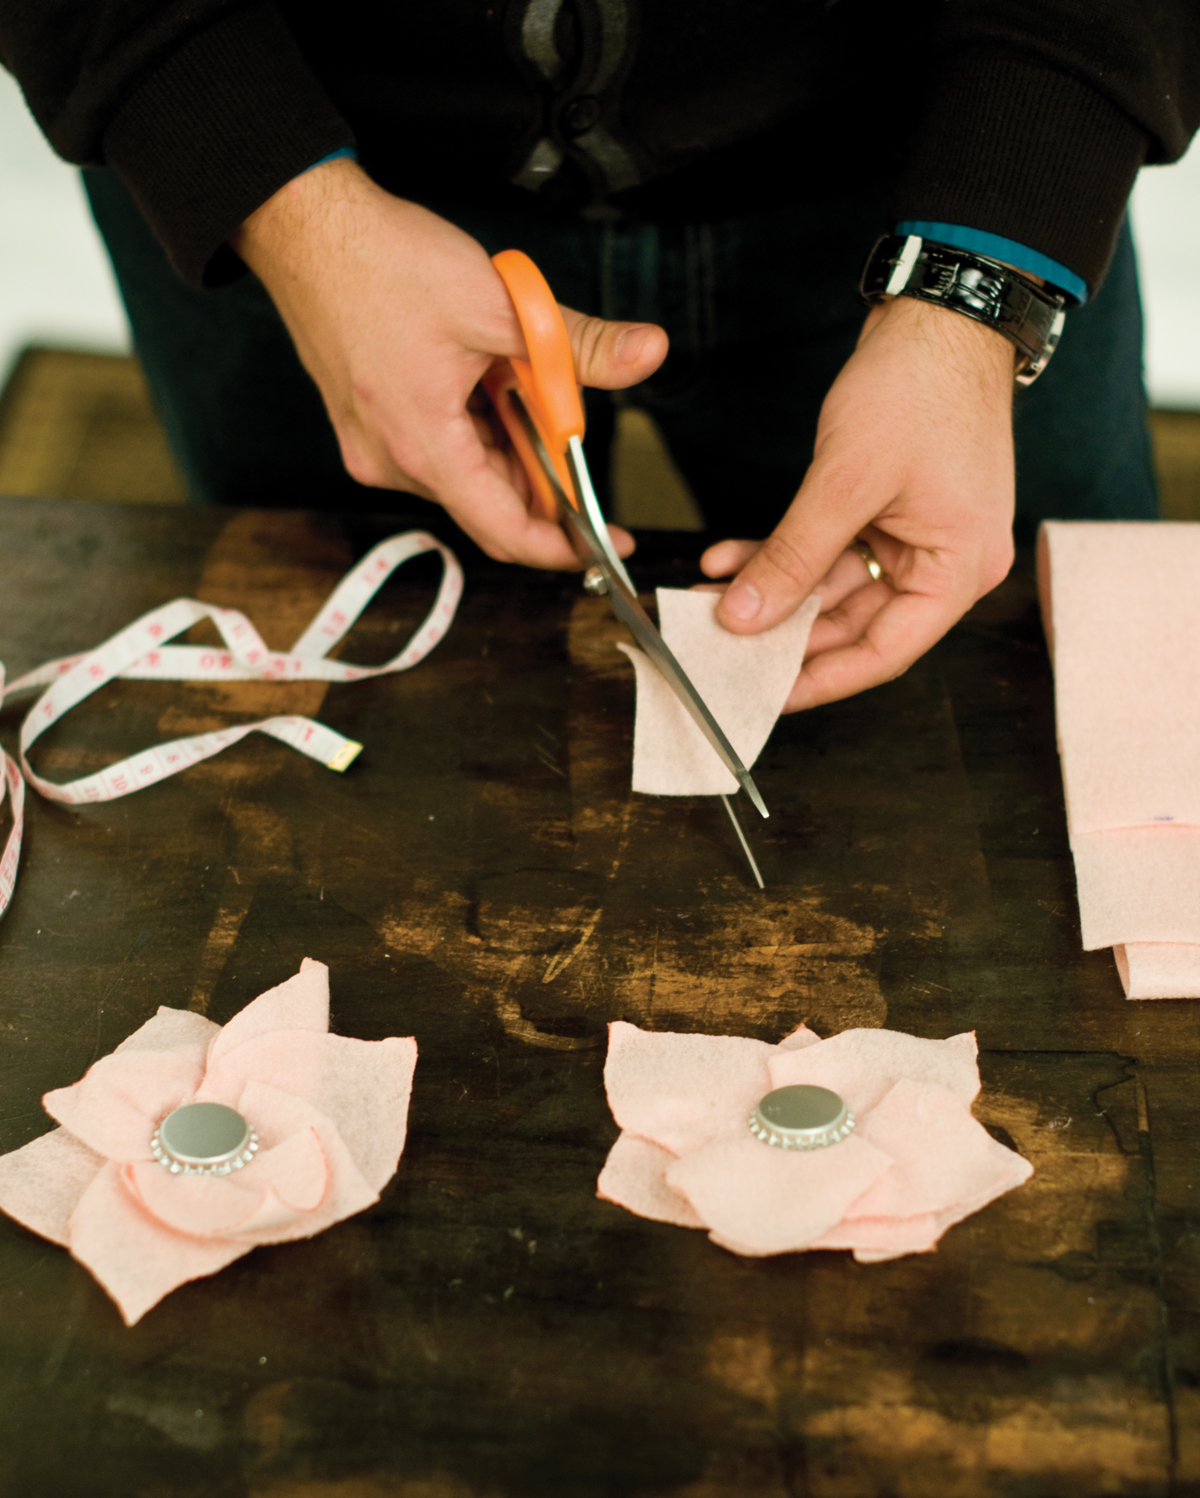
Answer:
[
  {"left": 0, "top": 959, "right": 416, "bottom": 1324},
  {"left": 597, "top": 1021, "right": 1031, "bottom": 1261}
]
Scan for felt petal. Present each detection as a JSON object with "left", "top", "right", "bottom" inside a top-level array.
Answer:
[
  {"left": 665, "top": 1132, "right": 891, "bottom": 1255},
  {"left": 845, "top": 1079, "right": 1032, "bottom": 1220},
  {"left": 200, "top": 1032, "right": 335, "bottom": 1112},
  {"left": 43, "top": 1049, "right": 206, "bottom": 1162},
  {"left": 221, "top": 1080, "right": 379, "bottom": 1244},
  {"left": 202, "top": 1034, "right": 415, "bottom": 1192},
  {"left": 126, "top": 1126, "right": 329, "bottom": 1239},
  {"left": 767, "top": 1028, "right": 979, "bottom": 1116},
  {"left": 0, "top": 1127, "right": 104, "bottom": 1245},
  {"left": 249, "top": 1126, "right": 328, "bottom": 1212},
  {"left": 603, "top": 1021, "right": 775, "bottom": 1156},
  {"left": 231, "top": 1182, "right": 336, "bottom": 1238},
  {"left": 808, "top": 1212, "right": 944, "bottom": 1260},
  {"left": 205, "top": 958, "right": 329, "bottom": 1067},
  {"left": 776, "top": 1025, "right": 822, "bottom": 1053},
  {"left": 67, "top": 1162, "right": 249, "bottom": 1326},
  {"left": 597, "top": 1132, "right": 706, "bottom": 1229},
  {"left": 113, "top": 1007, "right": 219, "bottom": 1059},
  {"left": 128, "top": 1161, "right": 264, "bottom": 1238}
]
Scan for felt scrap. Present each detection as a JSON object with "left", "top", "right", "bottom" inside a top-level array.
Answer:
[
  {"left": 597, "top": 1020, "right": 1032, "bottom": 1262},
  {"left": 1038, "top": 521, "right": 1200, "bottom": 998},
  {"left": 0, "top": 959, "right": 416, "bottom": 1324},
  {"left": 619, "top": 588, "right": 820, "bottom": 796}
]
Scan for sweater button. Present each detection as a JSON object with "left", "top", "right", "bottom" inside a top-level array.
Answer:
[{"left": 563, "top": 97, "right": 600, "bottom": 135}]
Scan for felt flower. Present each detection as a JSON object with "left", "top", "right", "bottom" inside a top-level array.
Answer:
[
  {"left": 597, "top": 1021, "right": 1031, "bottom": 1261},
  {"left": 0, "top": 959, "right": 416, "bottom": 1324}
]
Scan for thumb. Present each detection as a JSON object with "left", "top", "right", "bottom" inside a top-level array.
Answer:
[
  {"left": 716, "top": 461, "right": 863, "bottom": 634},
  {"left": 559, "top": 305, "right": 669, "bottom": 390}
]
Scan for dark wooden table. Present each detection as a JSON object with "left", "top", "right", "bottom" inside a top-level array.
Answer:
[{"left": 1, "top": 496, "right": 1198, "bottom": 1498}]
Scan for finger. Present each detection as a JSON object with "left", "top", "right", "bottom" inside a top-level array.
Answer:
[
  {"left": 716, "top": 455, "right": 880, "bottom": 635},
  {"left": 416, "top": 412, "right": 582, "bottom": 568},
  {"left": 812, "top": 548, "right": 888, "bottom": 615},
  {"left": 559, "top": 306, "right": 669, "bottom": 390},
  {"left": 470, "top": 409, "right": 500, "bottom": 448},
  {"left": 700, "top": 538, "right": 762, "bottom": 578},
  {"left": 803, "top": 578, "right": 893, "bottom": 658},
  {"left": 783, "top": 588, "right": 964, "bottom": 712},
  {"left": 607, "top": 524, "right": 636, "bottom": 560}
]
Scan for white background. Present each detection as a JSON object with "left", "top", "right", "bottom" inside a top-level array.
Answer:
[{"left": 2, "top": 65, "right": 1199, "bottom": 406}]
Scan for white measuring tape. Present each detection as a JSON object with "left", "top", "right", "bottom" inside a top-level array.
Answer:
[{"left": 0, "top": 530, "right": 462, "bottom": 923}]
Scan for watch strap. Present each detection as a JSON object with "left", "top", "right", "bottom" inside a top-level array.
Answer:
[{"left": 860, "top": 234, "right": 1067, "bottom": 386}]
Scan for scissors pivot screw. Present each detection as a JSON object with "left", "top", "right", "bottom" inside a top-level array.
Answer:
[{"left": 582, "top": 566, "right": 609, "bottom": 597}]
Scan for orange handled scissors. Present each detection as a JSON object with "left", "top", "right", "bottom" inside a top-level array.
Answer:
[{"left": 482, "top": 250, "right": 769, "bottom": 879}]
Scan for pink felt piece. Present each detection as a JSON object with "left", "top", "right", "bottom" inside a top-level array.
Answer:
[
  {"left": 597, "top": 1020, "right": 1031, "bottom": 1261},
  {"left": 1038, "top": 522, "right": 1200, "bottom": 999},
  {"left": 0, "top": 959, "right": 417, "bottom": 1324},
  {"left": 43, "top": 1049, "right": 207, "bottom": 1163},
  {"left": 68, "top": 1163, "right": 250, "bottom": 1328},
  {"left": 767, "top": 1027, "right": 980, "bottom": 1114},
  {"left": 603, "top": 1020, "right": 775, "bottom": 1155},
  {"left": 1072, "top": 828, "right": 1200, "bottom": 948},
  {"left": 114, "top": 1007, "right": 219, "bottom": 1057},
  {"left": 619, "top": 588, "right": 820, "bottom": 796},
  {"left": 846, "top": 1079, "right": 1032, "bottom": 1219},
  {"left": 666, "top": 1131, "right": 892, "bottom": 1254},
  {"left": 807, "top": 1212, "right": 944, "bottom": 1262},
  {"left": 0, "top": 1127, "right": 105, "bottom": 1245},
  {"left": 1115, "top": 942, "right": 1200, "bottom": 1001},
  {"left": 206, "top": 958, "right": 330, "bottom": 1059},
  {"left": 776, "top": 1024, "right": 822, "bottom": 1052},
  {"left": 596, "top": 1132, "right": 706, "bottom": 1229}
]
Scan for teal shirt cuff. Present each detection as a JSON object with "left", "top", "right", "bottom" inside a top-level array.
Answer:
[
  {"left": 301, "top": 146, "right": 358, "bottom": 173},
  {"left": 894, "top": 221, "right": 1087, "bottom": 305}
]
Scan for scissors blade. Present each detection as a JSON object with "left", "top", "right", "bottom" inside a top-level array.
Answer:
[
  {"left": 504, "top": 389, "right": 769, "bottom": 819},
  {"left": 597, "top": 557, "right": 769, "bottom": 819}
]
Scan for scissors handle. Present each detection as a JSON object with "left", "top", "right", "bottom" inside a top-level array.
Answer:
[{"left": 483, "top": 250, "right": 584, "bottom": 517}]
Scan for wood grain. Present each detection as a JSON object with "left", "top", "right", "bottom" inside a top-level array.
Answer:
[{"left": 0, "top": 498, "right": 1196, "bottom": 1497}]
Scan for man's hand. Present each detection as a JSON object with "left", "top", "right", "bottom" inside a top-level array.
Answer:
[
  {"left": 231, "top": 158, "right": 668, "bottom": 567},
  {"left": 700, "top": 294, "right": 1016, "bottom": 711}
]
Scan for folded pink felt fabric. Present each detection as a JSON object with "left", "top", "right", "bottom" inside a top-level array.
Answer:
[
  {"left": 597, "top": 1020, "right": 1031, "bottom": 1261},
  {"left": 1038, "top": 521, "right": 1200, "bottom": 998},
  {"left": 0, "top": 959, "right": 416, "bottom": 1324},
  {"left": 619, "top": 589, "right": 820, "bottom": 795}
]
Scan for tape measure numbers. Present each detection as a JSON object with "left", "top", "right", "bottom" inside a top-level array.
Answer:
[{"left": 0, "top": 530, "right": 462, "bottom": 922}]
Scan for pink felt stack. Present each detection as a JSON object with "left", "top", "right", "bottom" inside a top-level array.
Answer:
[{"left": 1038, "top": 521, "right": 1200, "bottom": 999}]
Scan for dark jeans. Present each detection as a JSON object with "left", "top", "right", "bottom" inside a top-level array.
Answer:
[{"left": 84, "top": 169, "right": 1158, "bottom": 541}]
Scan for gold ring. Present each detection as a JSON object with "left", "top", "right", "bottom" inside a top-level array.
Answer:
[{"left": 851, "top": 539, "right": 884, "bottom": 583}]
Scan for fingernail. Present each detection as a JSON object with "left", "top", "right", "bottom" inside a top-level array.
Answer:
[
  {"left": 721, "top": 581, "right": 762, "bottom": 623},
  {"left": 615, "top": 326, "right": 652, "bottom": 364}
]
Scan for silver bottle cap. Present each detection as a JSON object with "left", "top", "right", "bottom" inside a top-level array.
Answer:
[
  {"left": 748, "top": 1085, "right": 856, "bottom": 1150},
  {"left": 151, "top": 1102, "right": 259, "bottom": 1176}
]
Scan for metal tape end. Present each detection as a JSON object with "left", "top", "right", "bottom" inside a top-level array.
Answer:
[{"left": 326, "top": 740, "right": 363, "bottom": 773}]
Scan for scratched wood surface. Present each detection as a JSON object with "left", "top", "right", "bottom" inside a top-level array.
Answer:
[{"left": 1, "top": 496, "right": 1199, "bottom": 1498}]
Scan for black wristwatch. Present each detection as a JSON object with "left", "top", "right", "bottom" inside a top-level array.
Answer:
[{"left": 860, "top": 235, "right": 1067, "bottom": 386}]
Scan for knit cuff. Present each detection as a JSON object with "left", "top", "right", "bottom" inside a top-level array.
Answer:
[
  {"left": 891, "top": 47, "right": 1148, "bottom": 297},
  {"left": 102, "top": 3, "right": 355, "bottom": 288}
]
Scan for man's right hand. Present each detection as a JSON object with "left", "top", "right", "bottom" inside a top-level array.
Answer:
[{"left": 231, "top": 158, "right": 668, "bottom": 567}]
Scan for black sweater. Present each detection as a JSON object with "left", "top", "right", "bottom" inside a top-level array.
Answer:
[{"left": 1, "top": 0, "right": 1197, "bottom": 294}]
